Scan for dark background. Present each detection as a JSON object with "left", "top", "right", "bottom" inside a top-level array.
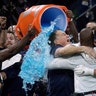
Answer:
[{"left": 0, "top": 0, "right": 96, "bottom": 32}]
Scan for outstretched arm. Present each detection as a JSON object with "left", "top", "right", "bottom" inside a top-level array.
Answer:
[
  {"left": 0, "top": 26, "right": 37, "bottom": 62},
  {"left": 47, "top": 58, "right": 75, "bottom": 70},
  {"left": 55, "top": 44, "right": 96, "bottom": 58}
]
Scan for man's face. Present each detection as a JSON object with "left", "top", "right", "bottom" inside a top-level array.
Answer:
[
  {"left": 4, "top": 33, "right": 16, "bottom": 48},
  {"left": 54, "top": 30, "right": 70, "bottom": 46}
]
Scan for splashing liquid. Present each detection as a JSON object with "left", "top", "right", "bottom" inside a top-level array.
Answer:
[{"left": 19, "top": 18, "right": 62, "bottom": 94}]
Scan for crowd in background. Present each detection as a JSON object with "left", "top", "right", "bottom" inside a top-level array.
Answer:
[{"left": 0, "top": 0, "right": 96, "bottom": 31}]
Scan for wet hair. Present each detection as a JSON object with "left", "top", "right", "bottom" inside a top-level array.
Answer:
[
  {"left": 48, "top": 30, "right": 57, "bottom": 47},
  {"left": 80, "top": 28, "right": 94, "bottom": 47}
]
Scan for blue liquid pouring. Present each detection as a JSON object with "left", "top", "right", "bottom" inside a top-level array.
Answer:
[{"left": 19, "top": 17, "right": 65, "bottom": 95}]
